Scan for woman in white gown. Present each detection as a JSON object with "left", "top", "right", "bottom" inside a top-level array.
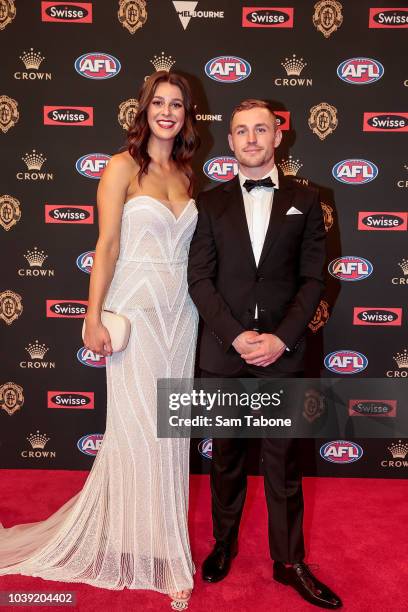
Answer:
[{"left": 0, "top": 71, "right": 200, "bottom": 609}]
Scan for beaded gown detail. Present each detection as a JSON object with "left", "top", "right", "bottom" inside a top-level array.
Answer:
[{"left": 0, "top": 196, "right": 199, "bottom": 594}]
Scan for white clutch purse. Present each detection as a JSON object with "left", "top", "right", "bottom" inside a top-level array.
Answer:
[{"left": 82, "top": 310, "right": 131, "bottom": 353}]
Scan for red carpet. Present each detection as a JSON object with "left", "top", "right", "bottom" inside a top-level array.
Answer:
[{"left": 0, "top": 471, "right": 407, "bottom": 611}]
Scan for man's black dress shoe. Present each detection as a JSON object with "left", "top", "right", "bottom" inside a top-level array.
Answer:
[
  {"left": 202, "top": 541, "right": 238, "bottom": 583},
  {"left": 273, "top": 562, "right": 342, "bottom": 609}
]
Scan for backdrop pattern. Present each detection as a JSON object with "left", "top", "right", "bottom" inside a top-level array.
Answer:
[{"left": 1, "top": 0, "right": 407, "bottom": 477}]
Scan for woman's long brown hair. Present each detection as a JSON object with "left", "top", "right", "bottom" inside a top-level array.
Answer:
[{"left": 127, "top": 71, "right": 199, "bottom": 195}]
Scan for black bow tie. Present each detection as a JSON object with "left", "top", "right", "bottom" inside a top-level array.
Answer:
[{"left": 243, "top": 177, "right": 275, "bottom": 192}]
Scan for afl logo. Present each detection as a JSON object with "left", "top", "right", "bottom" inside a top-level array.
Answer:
[
  {"left": 337, "top": 58, "right": 384, "bottom": 85},
  {"left": 328, "top": 256, "right": 373, "bottom": 281},
  {"left": 77, "top": 347, "right": 106, "bottom": 368},
  {"left": 76, "top": 250, "right": 95, "bottom": 274},
  {"left": 204, "top": 56, "right": 251, "bottom": 83},
  {"left": 76, "top": 153, "right": 111, "bottom": 179},
  {"left": 203, "top": 156, "right": 238, "bottom": 182},
  {"left": 198, "top": 438, "right": 212, "bottom": 459},
  {"left": 77, "top": 433, "right": 103, "bottom": 456},
  {"left": 324, "top": 350, "right": 368, "bottom": 374},
  {"left": 320, "top": 440, "right": 363, "bottom": 463},
  {"left": 332, "top": 159, "right": 378, "bottom": 184},
  {"left": 75, "top": 52, "right": 121, "bottom": 79}
]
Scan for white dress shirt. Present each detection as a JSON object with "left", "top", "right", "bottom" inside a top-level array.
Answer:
[
  {"left": 239, "top": 166, "right": 279, "bottom": 319},
  {"left": 239, "top": 165, "right": 279, "bottom": 265}
]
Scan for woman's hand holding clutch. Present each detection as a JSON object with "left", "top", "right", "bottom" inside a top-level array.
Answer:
[{"left": 83, "top": 317, "right": 113, "bottom": 357}]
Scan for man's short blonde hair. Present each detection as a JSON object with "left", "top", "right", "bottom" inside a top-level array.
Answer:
[{"left": 230, "top": 99, "right": 277, "bottom": 132}]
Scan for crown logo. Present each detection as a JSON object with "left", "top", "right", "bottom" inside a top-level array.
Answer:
[
  {"left": 23, "top": 247, "right": 48, "bottom": 267},
  {"left": 404, "top": 164, "right": 408, "bottom": 171},
  {"left": 281, "top": 54, "right": 307, "bottom": 76},
  {"left": 27, "top": 430, "right": 50, "bottom": 449},
  {"left": 25, "top": 340, "right": 49, "bottom": 360},
  {"left": 388, "top": 440, "right": 408, "bottom": 459},
  {"left": 398, "top": 258, "right": 408, "bottom": 275},
  {"left": 393, "top": 349, "right": 408, "bottom": 369},
  {"left": 279, "top": 155, "right": 303, "bottom": 177},
  {"left": 19, "top": 48, "right": 45, "bottom": 70},
  {"left": 22, "top": 150, "right": 46, "bottom": 171},
  {"left": 150, "top": 52, "right": 176, "bottom": 72}
]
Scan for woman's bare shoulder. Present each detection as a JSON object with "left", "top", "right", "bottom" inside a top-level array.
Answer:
[{"left": 108, "top": 150, "right": 139, "bottom": 173}]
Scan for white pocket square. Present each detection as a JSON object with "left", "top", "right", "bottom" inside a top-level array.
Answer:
[{"left": 286, "top": 206, "right": 303, "bottom": 215}]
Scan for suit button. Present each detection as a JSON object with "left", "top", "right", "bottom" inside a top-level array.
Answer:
[
  {"left": 256, "top": 276, "right": 264, "bottom": 282},
  {"left": 259, "top": 308, "right": 266, "bottom": 313}
]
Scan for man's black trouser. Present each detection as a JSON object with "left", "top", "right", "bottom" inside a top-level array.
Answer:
[{"left": 201, "top": 365, "right": 305, "bottom": 563}]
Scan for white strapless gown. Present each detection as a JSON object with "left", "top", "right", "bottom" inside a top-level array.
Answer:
[{"left": 0, "top": 196, "right": 199, "bottom": 593}]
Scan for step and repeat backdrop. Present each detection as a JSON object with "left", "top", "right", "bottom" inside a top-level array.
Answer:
[{"left": 1, "top": 1, "right": 407, "bottom": 477}]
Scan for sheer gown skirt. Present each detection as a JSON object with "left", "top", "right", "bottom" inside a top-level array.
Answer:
[{"left": 0, "top": 261, "right": 198, "bottom": 594}]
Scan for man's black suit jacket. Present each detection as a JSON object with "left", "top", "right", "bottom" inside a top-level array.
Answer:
[{"left": 187, "top": 174, "right": 326, "bottom": 375}]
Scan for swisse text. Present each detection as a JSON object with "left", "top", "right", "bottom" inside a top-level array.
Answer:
[
  {"left": 49, "top": 110, "right": 88, "bottom": 122},
  {"left": 51, "top": 304, "right": 86, "bottom": 314}
]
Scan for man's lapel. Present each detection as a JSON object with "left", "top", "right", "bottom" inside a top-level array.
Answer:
[
  {"left": 223, "top": 176, "right": 256, "bottom": 270},
  {"left": 257, "top": 174, "right": 295, "bottom": 269}
]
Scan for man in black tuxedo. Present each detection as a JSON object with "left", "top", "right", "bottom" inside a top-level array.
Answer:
[{"left": 188, "top": 99, "right": 342, "bottom": 609}]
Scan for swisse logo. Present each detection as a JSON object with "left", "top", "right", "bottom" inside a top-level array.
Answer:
[
  {"left": 41, "top": 2, "right": 93, "bottom": 22},
  {"left": 48, "top": 391, "right": 94, "bottom": 409},
  {"left": 274, "top": 111, "right": 290, "bottom": 131},
  {"left": 369, "top": 8, "right": 408, "bottom": 28},
  {"left": 363, "top": 112, "right": 408, "bottom": 132},
  {"left": 75, "top": 53, "right": 121, "bottom": 79},
  {"left": 353, "top": 307, "right": 402, "bottom": 326},
  {"left": 358, "top": 212, "right": 408, "bottom": 231},
  {"left": 76, "top": 250, "right": 95, "bottom": 274},
  {"left": 328, "top": 256, "right": 373, "bottom": 281},
  {"left": 76, "top": 154, "right": 111, "bottom": 179},
  {"left": 77, "top": 433, "right": 103, "bottom": 456},
  {"left": 203, "top": 156, "right": 238, "bottom": 182},
  {"left": 204, "top": 56, "right": 251, "bottom": 83},
  {"left": 46, "top": 300, "right": 87, "bottom": 318},
  {"left": 332, "top": 159, "right": 378, "bottom": 184},
  {"left": 198, "top": 438, "right": 212, "bottom": 459},
  {"left": 324, "top": 350, "right": 368, "bottom": 374},
  {"left": 242, "top": 7, "right": 294, "bottom": 27},
  {"left": 337, "top": 58, "right": 384, "bottom": 84},
  {"left": 43, "top": 106, "right": 93, "bottom": 126},
  {"left": 320, "top": 441, "right": 363, "bottom": 463},
  {"left": 349, "top": 399, "right": 397, "bottom": 417},
  {"left": 77, "top": 347, "right": 106, "bottom": 368},
  {"left": 45, "top": 205, "right": 94, "bottom": 224}
]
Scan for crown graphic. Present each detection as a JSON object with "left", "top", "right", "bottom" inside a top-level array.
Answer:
[
  {"left": 279, "top": 155, "right": 303, "bottom": 177},
  {"left": 150, "top": 52, "right": 176, "bottom": 72},
  {"left": 22, "top": 149, "right": 46, "bottom": 171},
  {"left": 281, "top": 54, "right": 307, "bottom": 76},
  {"left": 25, "top": 340, "right": 49, "bottom": 360},
  {"left": 27, "top": 430, "right": 50, "bottom": 449},
  {"left": 19, "top": 48, "right": 45, "bottom": 70},
  {"left": 23, "top": 247, "right": 48, "bottom": 267},
  {"left": 393, "top": 348, "right": 408, "bottom": 369},
  {"left": 398, "top": 258, "right": 408, "bottom": 275},
  {"left": 388, "top": 440, "right": 408, "bottom": 459},
  {"left": 404, "top": 164, "right": 408, "bottom": 171}
]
